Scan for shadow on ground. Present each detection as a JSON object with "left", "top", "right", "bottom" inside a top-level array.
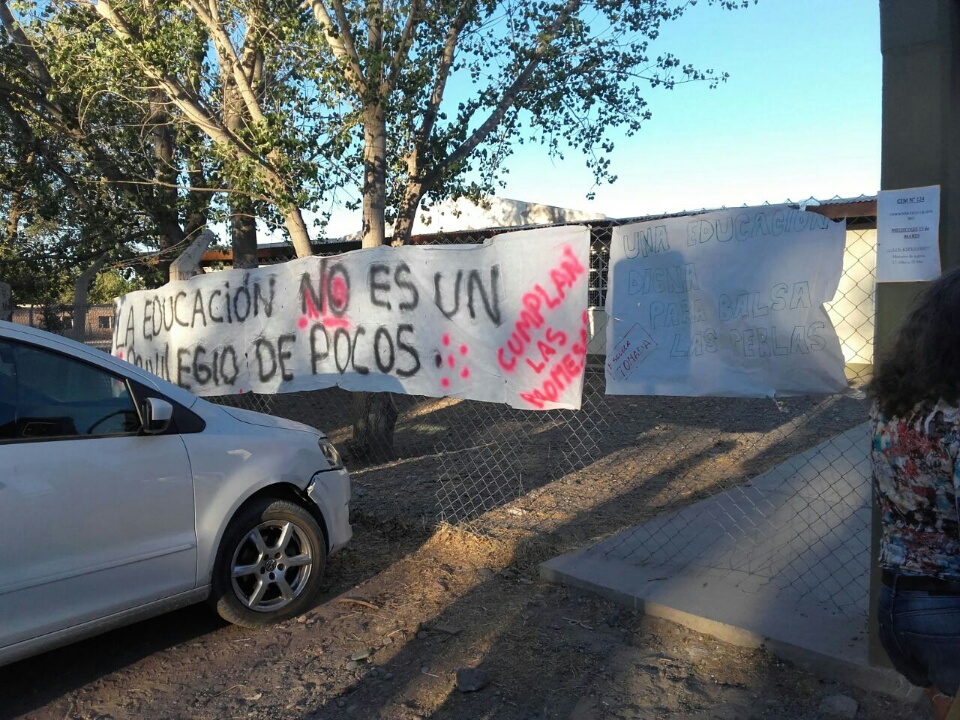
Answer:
[
  {"left": 289, "top": 440, "right": 913, "bottom": 720},
  {"left": 4, "top": 375, "right": 886, "bottom": 719},
  {"left": 0, "top": 511, "right": 432, "bottom": 719}
]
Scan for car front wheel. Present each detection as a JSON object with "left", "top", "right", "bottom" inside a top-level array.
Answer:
[{"left": 210, "top": 498, "right": 326, "bottom": 628}]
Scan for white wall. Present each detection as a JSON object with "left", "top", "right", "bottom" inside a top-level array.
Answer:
[
  {"left": 412, "top": 196, "right": 607, "bottom": 235},
  {"left": 824, "top": 228, "right": 876, "bottom": 366}
]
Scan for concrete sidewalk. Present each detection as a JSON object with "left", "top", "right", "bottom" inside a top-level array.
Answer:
[{"left": 541, "top": 422, "right": 918, "bottom": 698}]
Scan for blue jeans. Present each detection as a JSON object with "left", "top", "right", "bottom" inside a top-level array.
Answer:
[{"left": 878, "top": 578, "right": 960, "bottom": 695}]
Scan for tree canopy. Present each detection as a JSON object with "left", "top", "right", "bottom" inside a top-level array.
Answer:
[
  {"left": 301, "top": 0, "right": 755, "bottom": 246},
  {"left": 1, "top": 0, "right": 756, "bottom": 295}
]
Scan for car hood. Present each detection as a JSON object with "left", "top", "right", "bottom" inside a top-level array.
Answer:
[{"left": 218, "top": 405, "right": 322, "bottom": 436}]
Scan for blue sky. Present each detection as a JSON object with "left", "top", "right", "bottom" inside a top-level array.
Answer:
[{"left": 322, "top": 0, "right": 881, "bottom": 236}]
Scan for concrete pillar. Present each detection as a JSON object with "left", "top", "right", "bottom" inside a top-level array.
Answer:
[
  {"left": 170, "top": 230, "right": 216, "bottom": 282},
  {"left": 871, "top": 0, "right": 960, "bottom": 665},
  {"left": 879, "top": 0, "right": 960, "bottom": 301}
]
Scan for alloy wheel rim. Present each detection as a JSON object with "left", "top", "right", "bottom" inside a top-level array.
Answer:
[{"left": 230, "top": 520, "right": 313, "bottom": 612}]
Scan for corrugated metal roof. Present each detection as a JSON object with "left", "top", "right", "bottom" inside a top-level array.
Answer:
[
  {"left": 202, "top": 193, "right": 878, "bottom": 264},
  {"left": 608, "top": 195, "right": 878, "bottom": 226},
  {"left": 796, "top": 194, "right": 877, "bottom": 206}
]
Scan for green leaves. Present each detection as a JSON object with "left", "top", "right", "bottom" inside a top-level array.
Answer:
[
  {"left": 304, "top": 0, "right": 755, "bottom": 243},
  {"left": 2, "top": 0, "right": 757, "bottom": 263}
]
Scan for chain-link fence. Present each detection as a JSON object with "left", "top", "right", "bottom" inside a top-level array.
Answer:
[
  {"left": 582, "top": 214, "right": 877, "bottom": 617},
  {"left": 204, "top": 209, "right": 879, "bottom": 618},
  {"left": 14, "top": 205, "right": 878, "bottom": 619}
]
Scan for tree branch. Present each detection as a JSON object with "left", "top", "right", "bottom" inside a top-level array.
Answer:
[
  {"left": 239, "top": 9, "right": 263, "bottom": 91},
  {"left": 381, "top": 0, "right": 421, "bottom": 96},
  {"left": 305, "top": 0, "right": 368, "bottom": 96},
  {"left": 0, "top": 78, "right": 159, "bottom": 214},
  {"left": 0, "top": 96, "right": 88, "bottom": 206},
  {"left": 0, "top": 0, "right": 53, "bottom": 87},
  {"left": 110, "top": 178, "right": 274, "bottom": 204},
  {"left": 81, "top": 0, "right": 281, "bottom": 181},
  {"left": 332, "top": 0, "right": 364, "bottom": 74},
  {"left": 422, "top": 0, "right": 580, "bottom": 190},
  {"left": 417, "top": 0, "right": 471, "bottom": 154},
  {"left": 181, "top": 0, "right": 268, "bottom": 125},
  {"left": 0, "top": 76, "right": 71, "bottom": 126}
]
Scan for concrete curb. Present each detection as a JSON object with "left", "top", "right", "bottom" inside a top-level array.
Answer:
[{"left": 541, "top": 548, "right": 919, "bottom": 700}]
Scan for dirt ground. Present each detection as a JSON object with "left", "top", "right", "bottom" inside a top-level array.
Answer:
[
  {"left": 2, "top": 523, "right": 922, "bottom": 720},
  {"left": 3, "top": 377, "right": 926, "bottom": 720}
]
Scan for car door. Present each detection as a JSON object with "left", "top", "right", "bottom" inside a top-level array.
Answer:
[{"left": 0, "top": 338, "right": 197, "bottom": 650}]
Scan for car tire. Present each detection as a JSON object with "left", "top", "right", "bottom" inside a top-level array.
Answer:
[{"left": 210, "top": 498, "right": 327, "bottom": 628}]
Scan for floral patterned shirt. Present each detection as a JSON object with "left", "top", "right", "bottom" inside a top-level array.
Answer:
[{"left": 871, "top": 400, "right": 960, "bottom": 579}]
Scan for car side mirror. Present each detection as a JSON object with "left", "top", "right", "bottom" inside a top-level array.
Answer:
[{"left": 141, "top": 397, "right": 174, "bottom": 435}]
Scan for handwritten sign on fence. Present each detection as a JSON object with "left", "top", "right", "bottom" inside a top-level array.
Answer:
[
  {"left": 112, "top": 226, "right": 590, "bottom": 410},
  {"left": 605, "top": 206, "right": 848, "bottom": 397}
]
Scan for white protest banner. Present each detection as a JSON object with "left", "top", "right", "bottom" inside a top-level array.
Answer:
[
  {"left": 604, "top": 205, "right": 848, "bottom": 397},
  {"left": 112, "top": 226, "right": 590, "bottom": 410},
  {"left": 876, "top": 185, "right": 941, "bottom": 282}
]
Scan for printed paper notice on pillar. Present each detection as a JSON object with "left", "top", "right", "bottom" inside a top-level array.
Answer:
[{"left": 877, "top": 185, "right": 942, "bottom": 282}]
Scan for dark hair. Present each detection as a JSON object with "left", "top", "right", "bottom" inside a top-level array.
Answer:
[{"left": 869, "top": 264, "right": 960, "bottom": 417}]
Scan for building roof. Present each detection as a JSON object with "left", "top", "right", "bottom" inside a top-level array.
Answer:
[{"left": 200, "top": 194, "right": 878, "bottom": 266}]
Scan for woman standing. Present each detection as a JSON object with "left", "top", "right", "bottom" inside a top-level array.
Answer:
[{"left": 869, "top": 266, "right": 960, "bottom": 720}]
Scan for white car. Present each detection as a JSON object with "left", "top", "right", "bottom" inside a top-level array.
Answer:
[{"left": 0, "top": 320, "right": 351, "bottom": 667}]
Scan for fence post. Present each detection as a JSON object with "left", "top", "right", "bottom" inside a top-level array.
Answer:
[
  {"left": 873, "top": 0, "right": 960, "bottom": 665},
  {"left": 170, "top": 230, "right": 216, "bottom": 282}
]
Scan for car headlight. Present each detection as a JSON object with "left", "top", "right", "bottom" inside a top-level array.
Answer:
[{"left": 318, "top": 438, "right": 344, "bottom": 469}]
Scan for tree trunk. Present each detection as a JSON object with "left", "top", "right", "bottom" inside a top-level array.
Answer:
[
  {"left": 230, "top": 194, "right": 257, "bottom": 269},
  {"left": 222, "top": 73, "right": 258, "bottom": 269},
  {"left": 3, "top": 150, "right": 31, "bottom": 247},
  {"left": 361, "top": 103, "right": 387, "bottom": 248},
  {"left": 4, "top": 186, "right": 23, "bottom": 247},
  {"left": 351, "top": 99, "right": 400, "bottom": 458},
  {"left": 283, "top": 205, "right": 313, "bottom": 258},
  {"left": 70, "top": 252, "right": 108, "bottom": 342},
  {"left": 183, "top": 34, "right": 210, "bottom": 239},
  {"left": 392, "top": 179, "right": 424, "bottom": 247},
  {"left": 183, "top": 129, "right": 210, "bottom": 239},
  {"left": 348, "top": 392, "right": 399, "bottom": 462},
  {"left": 148, "top": 90, "right": 182, "bottom": 280}
]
